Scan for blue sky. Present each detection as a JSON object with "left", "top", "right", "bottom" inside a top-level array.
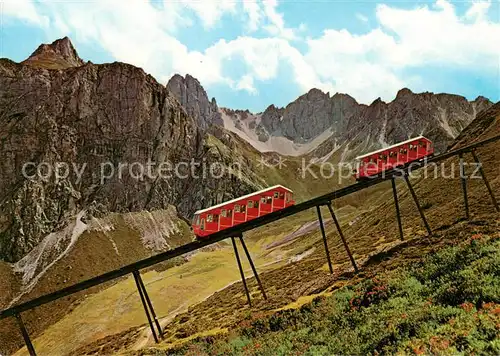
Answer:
[{"left": 2, "top": 0, "right": 499, "bottom": 112}]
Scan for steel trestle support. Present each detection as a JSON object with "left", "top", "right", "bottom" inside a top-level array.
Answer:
[
  {"left": 16, "top": 313, "right": 36, "bottom": 356},
  {"left": 231, "top": 236, "right": 252, "bottom": 306},
  {"left": 316, "top": 205, "right": 334, "bottom": 274},
  {"left": 459, "top": 153, "right": 470, "bottom": 219},
  {"left": 391, "top": 177, "right": 405, "bottom": 241},
  {"left": 326, "top": 203, "right": 359, "bottom": 273},
  {"left": 238, "top": 235, "right": 267, "bottom": 300},
  {"left": 403, "top": 173, "right": 432, "bottom": 236},
  {"left": 133, "top": 270, "right": 163, "bottom": 343},
  {"left": 471, "top": 150, "right": 500, "bottom": 212}
]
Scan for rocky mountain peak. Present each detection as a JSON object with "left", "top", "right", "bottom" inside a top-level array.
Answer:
[
  {"left": 303, "top": 88, "right": 330, "bottom": 101},
  {"left": 395, "top": 87, "right": 414, "bottom": 99},
  {"left": 166, "top": 73, "right": 223, "bottom": 130},
  {"left": 23, "top": 36, "right": 85, "bottom": 69}
]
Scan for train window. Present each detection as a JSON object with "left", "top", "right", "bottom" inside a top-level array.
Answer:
[
  {"left": 254, "top": 200, "right": 259, "bottom": 208},
  {"left": 241, "top": 204, "right": 246, "bottom": 212},
  {"left": 286, "top": 192, "right": 292, "bottom": 202},
  {"left": 213, "top": 214, "right": 219, "bottom": 222},
  {"left": 201, "top": 219, "right": 205, "bottom": 230},
  {"left": 261, "top": 197, "right": 266, "bottom": 204},
  {"left": 235, "top": 204, "right": 240, "bottom": 213},
  {"left": 227, "top": 209, "right": 232, "bottom": 216},
  {"left": 207, "top": 214, "right": 213, "bottom": 222},
  {"left": 279, "top": 192, "right": 284, "bottom": 199},
  {"left": 267, "top": 196, "right": 272, "bottom": 204},
  {"left": 274, "top": 192, "right": 279, "bottom": 199},
  {"left": 221, "top": 209, "right": 227, "bottom": 217},
  {"left": 247, "top": 200, "right": 253, "bottom": 208}
]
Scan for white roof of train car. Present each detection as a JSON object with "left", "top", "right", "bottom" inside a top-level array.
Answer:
[
  {"left": 194, "top": 184, "right": 293, "bottom": 215},
  {"left": 355, "top": 136, "right": 429, "bottom": 160}
]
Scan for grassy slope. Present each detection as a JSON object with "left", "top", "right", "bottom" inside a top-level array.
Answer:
[
  {"left": 56, "top": 110, "right": 499, "bottom": 354},
  {"left": 13, "top": 205, "right": 361, "bottom": 356},
  {"left": 165, "top": 233, "right": 500, "bottom": 356}
]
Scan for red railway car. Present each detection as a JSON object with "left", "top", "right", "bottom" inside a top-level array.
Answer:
[
  {"left": 192, "top": 185, "right": 295, "bottom": 238},
  {"left": 354, "top": 136, "right": 434, "bottom": 180}
]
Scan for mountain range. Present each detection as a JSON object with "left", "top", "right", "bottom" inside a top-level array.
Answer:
[{"left": 0, "top": 37, "right": 494, "bottom": 263}]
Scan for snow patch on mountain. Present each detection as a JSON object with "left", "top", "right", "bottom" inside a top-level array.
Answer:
[
  {"left": 10, "top": 211, "right": 88, "bottom": 306},
  {"left": 221, "top": 109, "right": 334, "bottom": 156}
]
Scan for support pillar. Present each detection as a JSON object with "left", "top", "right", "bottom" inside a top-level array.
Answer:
[
  {"left": 15, "top": 313, "right": 36, "bottom": 356},
  {"left": 471, "top": 150, "right": 499, "bottom": 212},
  {"left": 316, "top": 205, "right": 333, "bottom": 274},
  {"left": 238, "top": 235, "right": 267, "bottom": 300},
  {"left": 326, "top": 203, "right": 359, "bottom": 273},
  {"left": 133, "top": 271, "right": 160, "bottom": 343},
  {"left": 391, "top": 177, "right": 404, "bottom": 241},
  {"left": 231, "top": 236, "right": 252, "bottom": 306},
  {"left": 403, "top": 173, "right": 432, "bottom": 236},
  {"left": 134, "top": 270, "right": 163, "bottom": 339},
  {"left": 459, "top": 153, "right": 470, "bottom": 219}
]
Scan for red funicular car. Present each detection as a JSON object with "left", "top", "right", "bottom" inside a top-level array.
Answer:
[
  {"left": 354, "top": 136, "right": 434, "bottom": 180},
  {"left": 192, "top": 185, "right": 295, "bottom": 238}
]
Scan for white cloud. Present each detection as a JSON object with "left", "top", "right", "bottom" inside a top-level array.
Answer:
[
  {"left": 465, "top": 0, "right": 491, "bottom": 22},
  {"left": 262, "top": 0, "right": 297, "bottom": 40},
  {"left": 2, "top": 0, "right": 499, "bottom": 107},
  {"left": 235, "top": 74, "right": 258, "bottom": 94},
  {"left": 180, "top": 0, "right": 237, "bottom": 29},
  {"left": 243, "top": 1, "right": 262, "bottom": 32},
  {"left": 2, "top": 0, "right": 48, "bottom": 26},
  {"left": 356, "top": 13, "right": 369, "bottom": 23},
  {"left": 305, "top": 0, "right": 500, "bottom": 103},
  {"left": 375, "top": 1, "right": 500, "bottom": 69}
]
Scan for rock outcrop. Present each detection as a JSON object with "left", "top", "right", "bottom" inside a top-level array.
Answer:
[
  {"left": 166, "top": 74, "right": 223, "bottom": 130},
  {"left": 22, "top": 36, "right": 86, "bottom": 69},
  {"left": 245, "top": 87, "right": 492, "bottom": 157},
  {"left": 0, "top": 38, "right": 260, "bottom": 262}
]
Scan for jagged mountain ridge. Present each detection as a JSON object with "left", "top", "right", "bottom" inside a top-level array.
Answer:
[
  {"left": 0, "top": 38, "right": 264, "bottom": 262},
  {"left": 222, "top": 86, "right": 492, "bottom": 157},
  {"left": 166, "top": 74, "right": 223, "bottom": 130}
]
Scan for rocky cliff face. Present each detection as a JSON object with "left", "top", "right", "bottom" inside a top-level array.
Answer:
[
  {"left": 166, "top": 74, "right": 223, "bottom": 130},
  {"left": 0, "top": 38, "right": 260, "bottom": 262}
]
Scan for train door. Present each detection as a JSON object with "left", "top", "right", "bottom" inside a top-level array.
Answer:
[
  {"left": 219, "top": 207, "right": 233, "bottom": 229},
  {"left": 246, "top": 199, "right": 259, "bottom": 220},
  {"left": 273, "top": 190, "right": 285, "bottom": 209},
  {"left": 259, "top": 195, "right": 272, "bottom": 215},
  {"left": 409, "top": 142, "right": 418, "bottom": 161},
  {"left": 399, "top": 146, "right": 408, "bottom": 165},
  {"left": 388, "top": 150, "right": 397, "bottom": 169},
  {"left": 233, "top": 202, "right": 246, "bottom": 223},
  {"left": 205, "top": 213, "right": 219, "bottom": 233}
]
